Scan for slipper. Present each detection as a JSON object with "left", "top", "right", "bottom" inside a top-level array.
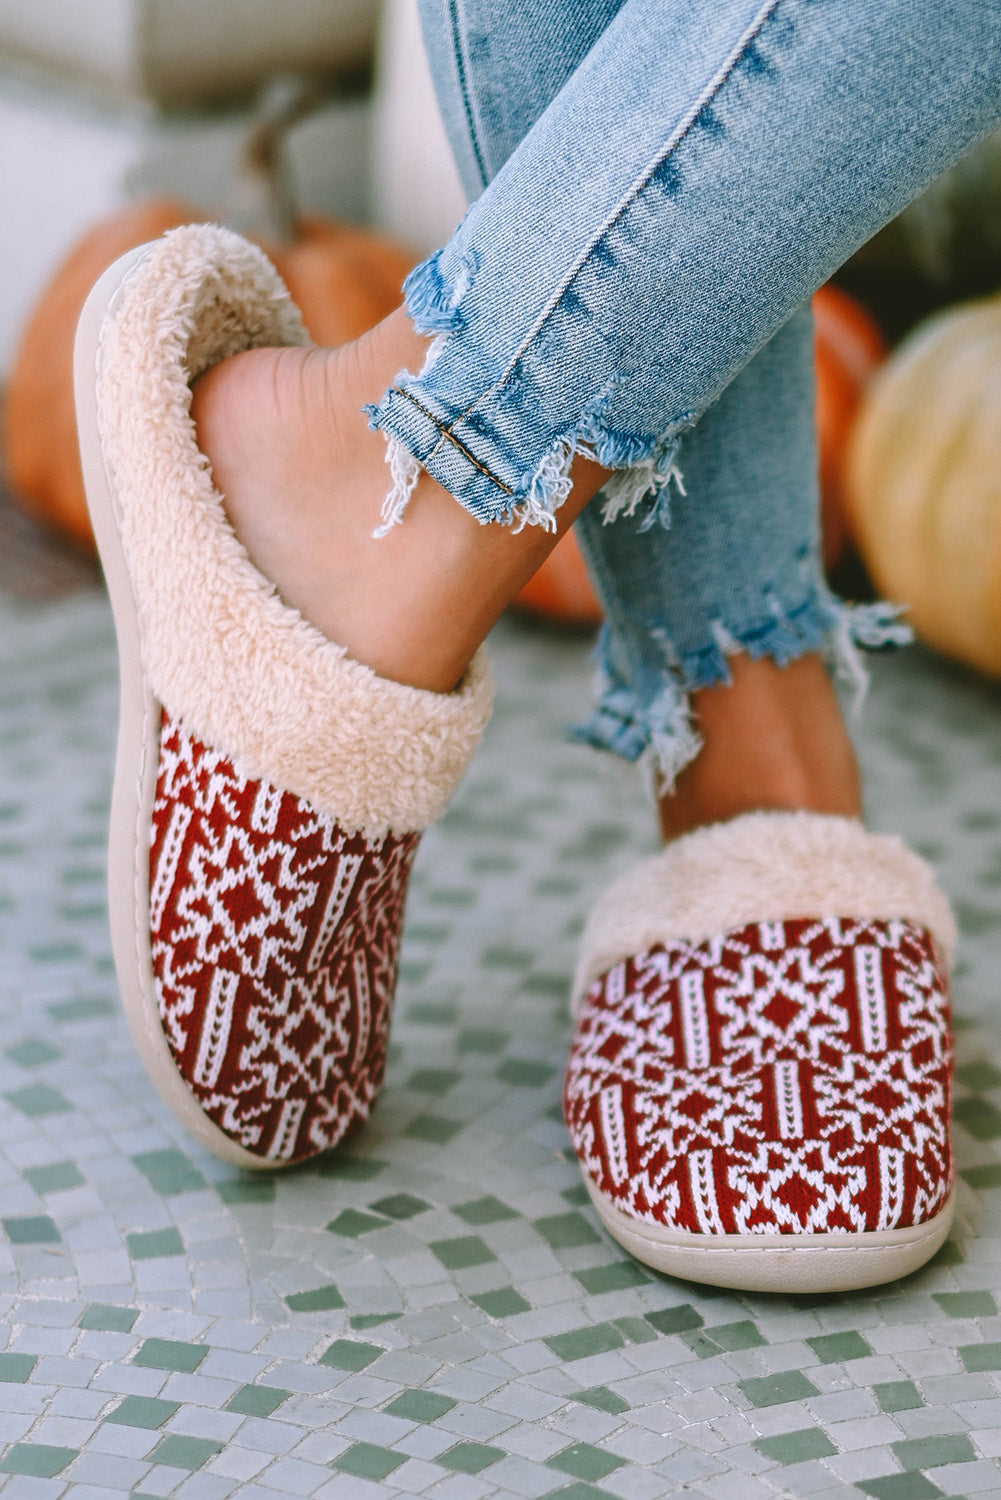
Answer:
[
  {"left": 564, "top": 811, "right": 955, "bottom": 1292},
  {"left": 74, "top": 224, "right": 492, "bottom": 1167}
]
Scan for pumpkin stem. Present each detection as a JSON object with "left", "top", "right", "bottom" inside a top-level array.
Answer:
[{"left": 223, "top": 76, "right": 322, "bottom": 245}]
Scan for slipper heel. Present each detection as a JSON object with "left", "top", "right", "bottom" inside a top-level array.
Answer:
[{"left": 77, "top": 245, "right": 260, "bottom": 1168}]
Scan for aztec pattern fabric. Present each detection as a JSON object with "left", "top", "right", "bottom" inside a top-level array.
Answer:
[
  {"left": 564, "top": 917, "right": 952, "bottom": 1235},
  {"left": 149, "top": 715, "right": 420, "bottom": 1163}
]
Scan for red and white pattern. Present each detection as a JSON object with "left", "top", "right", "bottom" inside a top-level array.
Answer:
[
  {"left": 564, "top": 918, "right": 952, "bottom": 1235},
  {"left": 149, "top": 715, "right": 419, "bottom": 1162}
]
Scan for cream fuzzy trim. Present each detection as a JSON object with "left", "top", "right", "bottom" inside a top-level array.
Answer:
[
  {"left": 573, "top": 811, "right": 956, "bottom": 1007},
  {"left": 95, "top": 224, "right": 492, "bottom": 837}
]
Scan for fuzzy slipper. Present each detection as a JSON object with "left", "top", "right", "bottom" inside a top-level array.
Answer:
[
  {"left": 564, "top": 811, "right": 956, "bottom": 1292},
  {"left": 74, "top": 225, "right": 492, "bottom": 1167}
]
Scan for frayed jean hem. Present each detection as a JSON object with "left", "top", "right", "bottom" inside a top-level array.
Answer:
[
  {"left": 366, "top": 248, "right": 699, "bottom": 536},
  {"left": 570, "top": 593, "right": 911, "bottom": 789}
]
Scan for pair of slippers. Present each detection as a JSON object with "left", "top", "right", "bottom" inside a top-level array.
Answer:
[{"left": 74, "top": 225, "right": 955, "bottom": 1295}]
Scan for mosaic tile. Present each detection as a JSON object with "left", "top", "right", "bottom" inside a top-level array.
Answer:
[
  {"left": 368, "top": 1194, "right": 432, "bottom": 1221},
  {"left": 953, "top": 1098, "right": 1001, "bottom": 1141},
  {"left": 455, "top": 1197, "right": 519, "bottom": 1226},
  {"left": 740, "top": 1372, "right": 822, "bottom": 1407},
  {"left": 408, "top": 1115, "right": 465, "bottom": 1144},
  {"left": 430, "top": 1237, "right": 498, "bottom": 1270},
  {"left": 5, "top": 1039, "right": 60, "bottom": 1067},
  {"left": 544, "top": 1325, "right": 626, "bottom": 1362},
  {"left": 78, "top": 1304, "right": 139, "bottom": 1332},
  {"left": 546, "top": 1442, "right": 625, "bottom": 1480},
  {"left": 285, "top": 1286, "right": 346, "bottom": 1313},
  {"left": 533, "top": 1213, "right": 602, "bottom": 1250},
  {"left": 148, "top": 1433, "right": 224, "bottom": 1468},
  {"left": 457, "top": 1028, "right": 508, "bottom": 1055},
  {"left": 350, "top": 1313, "right": 403, "bottom": 1331},
  {"left": 573, "top": 1387, "right": 630, "bottom": 1416},
  {"left": 859, "top": 1477, "right": 944, "bottom": 1500},
  {"left": 958, "top": 1344, "right": 1001, "bottom": 1372},
  {"left": 22, "top": 1162, "right": 85, "bottom": 1194},
  {"left": 496, "top": 1059, "right": 555, "bottom": 1088},
  {"left": 807, "top": 1331, "right": 874, "bottom": 1364},
  {"left": 126, "top": 1228, "right": 185, "bottom": 1260},
  {"left": 0, "top": 1353, "right": 37, "bottom": 1383},
  {"left": 755, "top": 1427, "right": 838, "bottom": 1463},
  {"left": 224, "top": 1384, "right": 291, "bottom": 1418},
  {"left": 326, "top": 1209, "right": 389, "bottom": 1238},
  {"left": 874, "top": 1380, "right": 923, "bottom": 1413},
  {"left": 440, "top": 1441, "right": 507, "bottom": 1474},
  {"left": 317, "top": 1340, "right": 384, "bottom": 1372},
  {"left": 4, "top": 1083, "right": 71, "bottom": 1116},
  {"left": 215, "top": 1177, "right": 276, "bottom": 1205},
  {"left": 573, "top": 1264, "right": 649, "bottom": 1296},
  {"left": 133, "top": 1338, "right": 209, "bottom": 1373},
  {"left": 893, "top": 1433, "right": 977, "bottom": 1469},
  {"left": 644, "top": 1305, "right": 703, "bottom": 1335},
  {"left": 408, "top": 1068, "right": 462, "bottom": 1094},
  {"left": 333, "top": 1440, "right": 406, "bottom": 1479},
  {"left": 932, "top": 1291, "right": 997, "bottom": 1318},
  {"left": 131, "top": 1149, "right": 207, "bottom": 1195},
  {"left": 384, "top": 1389, "right": 458, "bottom": 1422},
  {"left": 104, "top": 1395, "right": 181, "bottom": 1429},
  {"left": 957, "top": 1061, "right": 1001, "bottom": 1091},
  {"left": 3, "top": 1215, "right": 61, "bottom": 1244},
  {"left": 472, "top": 1289, "right": 532, "bottom": 1318},
  {"left": 0, "top": 1442, "right": 77, "bottom": 1477}
]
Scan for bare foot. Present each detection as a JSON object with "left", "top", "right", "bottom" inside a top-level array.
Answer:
[
  {"left": 658, "top": 652, "right": 862, "bottom": 841},
  {"left": 191, "top": 309, "right": 606, "bottom": 693}
]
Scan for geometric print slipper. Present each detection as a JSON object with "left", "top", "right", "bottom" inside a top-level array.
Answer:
[
  {"left": 565, "top": 811, "right": 956, "bottom": 1292},
  {"left": 73, "top": 226, "right": 492, "bottom": 1168}
]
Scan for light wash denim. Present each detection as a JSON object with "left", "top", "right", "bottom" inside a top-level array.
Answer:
[{"left": 370, "top": 0, "right": 1001, "bottom": 777}]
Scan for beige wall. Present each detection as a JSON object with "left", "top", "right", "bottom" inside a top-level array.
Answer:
[{"left": 0, "top": 0, "right": 379, "bottom": 104}]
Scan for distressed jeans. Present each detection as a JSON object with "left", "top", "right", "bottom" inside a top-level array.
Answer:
[{"left": 369, "top": 0, "right": 1001, "bottom": 780}]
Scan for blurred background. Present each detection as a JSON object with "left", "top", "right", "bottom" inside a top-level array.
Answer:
[{"left": 0, "top": 0, "right": 464, "bottom": 372}]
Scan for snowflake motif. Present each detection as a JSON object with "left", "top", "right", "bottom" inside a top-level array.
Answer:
[
  {"left": 149, "top": 715, "right": 419, "bottom": 1161},
  {"left": 564, "top": 917, "right": 952, "bottom": 1235}
]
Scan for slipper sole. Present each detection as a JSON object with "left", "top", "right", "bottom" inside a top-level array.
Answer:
[
  {"left": 75, "top": 245, "right": 286, "bottom": 1169},
  {"left": 586, "top": 1178, "right": 954, "bottom": 1293}
]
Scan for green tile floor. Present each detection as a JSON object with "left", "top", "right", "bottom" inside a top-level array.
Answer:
[{"left": 2, "top": 564, "right": 1001, "bottom": 1499}]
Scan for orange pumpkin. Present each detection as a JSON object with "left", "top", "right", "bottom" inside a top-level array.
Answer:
[
  {"left": 513, "top": 285, "right": 886, "bottom": 623},
  {"left": 3, "top": 85, "right": 413, "bottom": 550},
  {"left": 845, "top": 293, "right": 1001, "bottom": 676}
]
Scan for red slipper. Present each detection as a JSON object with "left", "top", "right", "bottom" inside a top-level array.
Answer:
[
  {"left": 564, "top": 811, "right": 955, "bottom": 1292},
  {"left": 74, "top": 226, "right": 492, "bottom": 1167}
]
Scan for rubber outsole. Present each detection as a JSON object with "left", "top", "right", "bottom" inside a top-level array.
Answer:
[
  {"left": 74, "top": 245, "right": 282, "bottom": 1170},
  {"left": 584, "top": 1177, "right": 954, "bottom": 1292}
]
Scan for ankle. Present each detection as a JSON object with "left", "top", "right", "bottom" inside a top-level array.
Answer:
[{"left": 658, "top": 653, "right": 862, "bottom": 843}]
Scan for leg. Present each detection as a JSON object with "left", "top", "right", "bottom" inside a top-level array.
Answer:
[
  {"left": 422, "top": 0, "right": 866, "bottom": 832},
  {"left": 573, "top": 305, "right": 873, "bottom": 839}
]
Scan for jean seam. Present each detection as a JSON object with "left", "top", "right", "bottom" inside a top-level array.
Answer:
[
  {"left": 441, "top": 0, "right": 787, "bottom": 441},
  {"left": 447, "top": 0, "right": 491, "bottom": 192},
  {"left": 389, "top": 386, "right": 517, "bottom": 495}
]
